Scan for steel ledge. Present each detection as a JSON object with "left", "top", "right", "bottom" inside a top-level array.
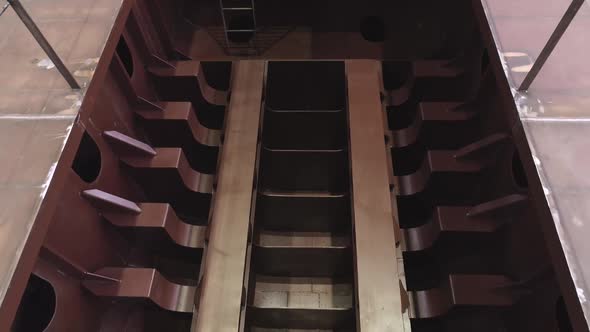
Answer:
[
  {"left": 149, "top": 61, "right": 227, "bottom": 129},
  {"left": 411, "top": 274, "right": 518, "bottom": 319},
  {"left": 396, "top": 133, "right": 510, "bottom": 196},
  {"left": 83, "top": 267, "right": 196, "bottom": 313},
  {"left": 149, "top": 60, "right": 228, "bottom": 106},
  {"left": 104, "top": 130, "right": 213, "bottom": 224},
  {"left": 391, "top": 102, "right": 474, "bottom": 148},
  {"left": 82, "top": 189, "right": 207, "bottom": 250},
  {"left": 404, "top": 194, "right": 528, "bottom": 251},
  {"left": 136, "top": 101, "right": 221, "bottom": 173},
  {"left": 385, "top": 60, "right": 469, "bottom": 106}
]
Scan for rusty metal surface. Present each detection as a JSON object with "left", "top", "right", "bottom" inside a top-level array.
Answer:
[
  {"left": 478, "top": 0, "right": 590, "bottom": 327},
  {"left": 193, "top": 60, "right": 264, "bottom": 332},
  {"left": 0, "top": 0, "right": 123, "bottom": 314},
  {"left": 346, "top": 60, "right": 406, "bottom": 331}
]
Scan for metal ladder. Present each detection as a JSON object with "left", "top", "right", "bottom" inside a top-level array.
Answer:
[{"left": 219, "top": 0, "right": 258, "bottom": 55}]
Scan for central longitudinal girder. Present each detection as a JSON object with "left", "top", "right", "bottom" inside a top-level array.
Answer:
[{"left": 195, "top": 60, "right": 405, "bottom": 331}]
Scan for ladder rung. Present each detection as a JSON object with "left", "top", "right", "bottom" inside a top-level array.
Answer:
[
  {"left": 222, "top": 7, "right": 253, "bottom": 10},
  {"left": 227, "top": 29, "right": 256, "bottom": 32}
]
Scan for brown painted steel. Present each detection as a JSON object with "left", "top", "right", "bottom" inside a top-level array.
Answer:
[
  {"left": 104, "top": 130, "right": 158, "bottom": 156},
  {"left": 2, "top": 0, "right": 586, "bottom": 329},
  {"left": 193, "top": 60, "right": 264, "bottom": 332},
  {"left": 391, "top": 102, "right": 474, "bottom": 148},
  {"left": 0, "top": 2, "right": 134, "bottom": 327},
  {"left": 136, "top": 101, "right": 221, "bottom": 174},
  {"left": 149, "top": 61, "right": 228, "bottom": 106},
  {"left": 384, "top": 59, "right": 478, "bottom": 107},
  {"left": 389, "top": 54, "right": 579, "bottom": 330},
  {"left": 396, "top": 134, "right": 510, "bottom": 196},
  {"left": 104, "top": 130, "right": 214, "bottom": 224},
  {"left": 83, "top": 267, "right": 195, "bottom": 313},
  {"left": 120, "top": 147, "right": 214, "bottom": 194},
  {"left": 404, "top": 194, "right": 528, "bottom": 251},
  {"left": 411, "top": 274, "right": 518, "bottom": 318},
  {"left": 82, "top": 189, "right": 207, "bottom": 250},
  {"left": 346, "top": 59, "right": 405, "bottom": 331}
]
